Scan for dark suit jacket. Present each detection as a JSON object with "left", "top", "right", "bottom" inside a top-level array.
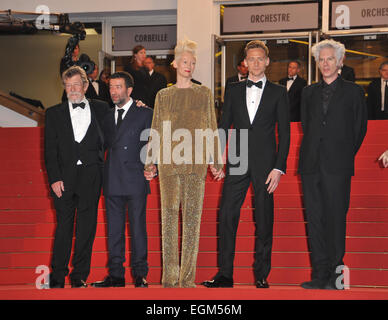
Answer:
[
  {"left": 103, "top": 102, "right": 153, "bottom": 196},
  {"left": 367, "top": 78, "right": 388, "bottom": 120},
  {"left": 298, "top": 77, "right": 368, "bottom": 176},
  {"left": 339, "top": 65, "right": 355, "bottom": 82},
  {"left": 147, "top": 71, "right": 167, "bottom": 108},
  {"left": 219, "top": 79, "right": 290, "bottom": 176},
  {"left": 279, "top": 75, "right": 307, "bottom": 122},
  {"left": 44, "top": 99, "right": 110, "bottom": 190}
]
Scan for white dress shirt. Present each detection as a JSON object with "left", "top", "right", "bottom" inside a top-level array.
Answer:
[
  {"left": 91, "top": 80, "right": 99, "bottom": 95},
  {"left": 286, "top": 75, "right": 297, "bottom": 91},
  {"left": 115, "top": 98, "right": 133, "bottom": 124},
  {"left": 68, "top": 97, "right": 91, "bottom": 164},
  {"left": 246, "top": 75, "right": 267, "bottom": 124}
]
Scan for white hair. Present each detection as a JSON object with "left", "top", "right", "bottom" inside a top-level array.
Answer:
[
  {"left": 311, "top": 39, "right": 345, "bottom": 66},
  {"left": 174, "top": 38, "right": 197, "bottom": 62}
]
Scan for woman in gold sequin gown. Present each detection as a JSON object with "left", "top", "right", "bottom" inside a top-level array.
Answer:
[{"left": 144, "top": 39, "right": 224, "bottom": 288}]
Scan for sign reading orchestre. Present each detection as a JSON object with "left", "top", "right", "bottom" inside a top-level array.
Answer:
[
  {"left": 222, "top": 3, "right": 318, "bottom": 33},
  {"left": 332, "top": 0, "right": 388, "bottom": 29}
]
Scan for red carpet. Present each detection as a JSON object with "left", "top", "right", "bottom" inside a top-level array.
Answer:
[{"left": 0, "top": 121, "right": 388, "bottom": 299}]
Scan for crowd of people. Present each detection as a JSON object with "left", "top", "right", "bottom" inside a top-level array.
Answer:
[{"left": 44, "top": 37, "right": 387, "bottom": 290}]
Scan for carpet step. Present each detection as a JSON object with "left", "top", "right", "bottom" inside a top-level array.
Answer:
[
  {"left": 2, "top": 194, "right": 388, "bottom": 210},
  {"left": 1, "top": 221, "right": 388, "bottom": 237},
  {"left": 1, "top": 251, "right": 387, "bottom": 270},
  {"left": 2, "top": 179, "right": 388, "bottom": 197},
  {"left": 1, "top": 235, "right": 386, "bottom": 254},
  {"left": 0, "top": 266, "right": 386, "bottom": 287},
  {"left": 2, "top": 208, "right": 388, "bottom": 224}
]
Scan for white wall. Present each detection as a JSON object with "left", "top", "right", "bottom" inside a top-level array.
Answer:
[
  {"left": 177, "top": 0, "right": 220, "bottom": 88},
  {"left": 0, "top": 0, "right": 177, "bottom": 13},
  {"left": 0, "top": 106, "right": 37, "bottom": 127}
]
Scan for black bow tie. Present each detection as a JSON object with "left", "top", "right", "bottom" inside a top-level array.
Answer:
[
  {"left": 287, "top": 77, "right": 295, "bottom": 81},
  {"left": 246, "top": 80, "right": 263, "bottom": 88},
  {"left": 240, "top": 76, "right": 248, "bottom": 81},
  {"left": 72, "top": 102, "right": 85, "bottom": 109}
]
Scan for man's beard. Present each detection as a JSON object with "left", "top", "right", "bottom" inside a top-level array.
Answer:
[{"left": 67, "top": 91, "right": 83, "bottom": 104}]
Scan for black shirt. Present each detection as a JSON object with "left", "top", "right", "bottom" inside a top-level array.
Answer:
[{"left": 322, "top": 77, "right": 339, "bottom": 114}]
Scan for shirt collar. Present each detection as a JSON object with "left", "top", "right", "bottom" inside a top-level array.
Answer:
[
  {"left": 115, "top": 98, "right": 133, "bottom": 113},
  {"left": 247, "top": 75, "right": 267, "bottom": 88},
  {"left": 68, "top": 97, "right": 88, "bottom": 111}
]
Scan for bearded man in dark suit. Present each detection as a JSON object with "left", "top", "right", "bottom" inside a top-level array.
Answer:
[
  {"left": 298, "top": 39, "right": 367, "bottom": 290},
  {"left": 91, "top": 72, "right": 153, "bottom": 288},
  {"left": 203, "top": 40, "right": 290, "bottom": 289},
  {"left": 45, "top": 66, "right": 110, "bottom": 288}
]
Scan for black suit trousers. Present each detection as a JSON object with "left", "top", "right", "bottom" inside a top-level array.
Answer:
[
  {"left": 218, "top": 170, "right": 274, "bottom": 280},
  {"left": 50, "top": 164, "right": 102, "bottom": 282},
  {"left": 301, "top": 169, "right": 351, "bottom": 281},
  {"left": 105, "top": 194, "right": 148, "bottom": 279}
]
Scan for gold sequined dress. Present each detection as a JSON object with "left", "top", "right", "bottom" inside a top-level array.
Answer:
[{"left": 145, "top": 83, "right": 223, "bottom": 287}]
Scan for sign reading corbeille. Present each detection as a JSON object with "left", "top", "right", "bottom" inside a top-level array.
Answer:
[
  {"left": 332, "top": 0, "right": 388, "bottom": 29},
  {"left": 113, "top": 25, "right": 177, "bottom": 51},
  {"left": 222, "top": 3, "right": 318, "bottom": 33}
]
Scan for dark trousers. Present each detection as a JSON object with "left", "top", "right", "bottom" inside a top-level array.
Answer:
[
  {"left": 105, "top": 194, "right": 148, "bottom": 279},
  {"left": 217, "top": 170, "right": 274, "bottom": 280},
  {"left": 50, "top": 164, "right": 102, "bottom": 282},
  {"left": 301, "top": 169, "right": 351, "bottom": 281}
]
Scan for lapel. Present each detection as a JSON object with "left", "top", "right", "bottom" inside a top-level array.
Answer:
[
  {"left": 114, "top": 100, "right": 137, "bottom": 142},
  {"left": 60, "top": 101, "right": 76, "bottom": 142},
  {"left": 289, "top": 76, "right": 299, "bottom": 93},
  {"left": 251, "top": 80, "right": 271, "bottom": 125},
  {"left": 312, "top": 81, "right": 324, "bottom": 117},
  {"left": 88, "top": 99, "right": 104, "bottom": 145},
  {"left": 239, "top": 81, "right": 251, "bottom": 126}
]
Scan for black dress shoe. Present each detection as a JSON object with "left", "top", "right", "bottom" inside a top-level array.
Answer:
[
  {"left": 49, "top": 279, "right": 64, "bottom": 289},
  {"left": 135, "top": 277, "right": 148, "bottom": 288},
  {"left": 256, "top": 279, "right": 269, "bottom": 288},
  {"left": 202, "top": 275, "right": 233, "bottom": 288},
  {"left": 70, "top": 279, "right": 88, "bottom": 288},
  {"left": 91, "top": 276, "right": 125, "bottom": 288},
  {"left": 301, "top": 279, "right": 327, "bottom": 289}
]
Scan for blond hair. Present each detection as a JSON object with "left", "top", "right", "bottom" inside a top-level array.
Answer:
[
  {"left": 245, "top": 40, "right": 269, "bottom": 57},
  {"left": 174, "top": 38, "right": 197, "bottom": 62}
]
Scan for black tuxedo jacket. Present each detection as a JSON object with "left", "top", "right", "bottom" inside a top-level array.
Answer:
[
  {"left": 367, "top": 78, "right": 388, "bottom": 120},
  {"left": 147, "top": 71, "right": 167, "bottom": 108},
  {"left": 279, "top": 75, "right": 307, "bottom": 122},
  {"left": 102, "top": 102, "right": 153, "bottom": 196},
  {"left": 298, "top": 77, "right": 368, "bottom": 176},
  {"left": 44, "top": 99, "right": 110, "bottom": 190},
  {"left": 219, "top": 79, "right": 290, "bottom": 176}
]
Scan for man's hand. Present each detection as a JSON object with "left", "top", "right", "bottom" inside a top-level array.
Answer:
[
  {"left": 378, "top": 150, "right": 388, "bottom": 168},
  {"left": 136, "top": 100, "right": 147, "bottom": 108},
  {"left": 144, "top": 164, "right": 157, "bottom": 181},
  {"left": 265, "top": 169, "right": 282, "bottom": 194},
  {"left": 210, "top": 164, "right": 225, "bottom": 181},
  {"left": 51, "top": 181, "right": 64, "bottom": 198}
]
